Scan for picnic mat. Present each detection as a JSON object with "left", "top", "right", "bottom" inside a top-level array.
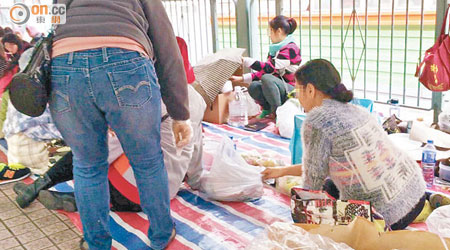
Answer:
[
  {"left": 2, "top": 122, "right": 450, "bottom": 249},
  {"left": 51, "top": 122, "right": 294, "bottom": 250}
]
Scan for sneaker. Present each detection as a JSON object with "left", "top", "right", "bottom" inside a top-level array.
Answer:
[
  {"left": 38, "top": 190, "right": 77, "bottom": 212},
  {"left": 429, "top": 193, "right": 450, "bottom": 209},
  {"left": 0, "top": 163, "right": 30, "bottom": 185}
]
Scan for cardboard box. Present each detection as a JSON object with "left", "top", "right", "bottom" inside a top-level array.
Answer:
[
  {"left": 203, "top": 92, "right": 234, "bottom": 124},
  {"left": 198, "top": 65, "right": 250, "bottom": 124},
  {"left": 296, "top": 217, "right": 450, "bottom": 250}
]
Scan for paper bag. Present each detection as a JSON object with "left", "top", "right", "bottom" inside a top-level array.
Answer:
[{"left": 291, "top": 187, "right": 372, "bottom": 225}]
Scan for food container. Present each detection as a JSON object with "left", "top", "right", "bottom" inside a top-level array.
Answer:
[{"left": 439, "top": 162, "right": 450, "bottom": 182}]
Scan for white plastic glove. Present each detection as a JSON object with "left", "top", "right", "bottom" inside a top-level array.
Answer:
[{"left": 172, "top": 119, "right": 193, "bottom": 154}]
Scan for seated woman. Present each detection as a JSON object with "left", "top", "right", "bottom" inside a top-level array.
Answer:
[
  {"left": 262, "top": 59, "right": 426, "bottom": 230},
  {"left": 2, "top": 44, "right": 62, "bottom": 176},
  {"left": 231, "top": 15, "right": 301, "bottom": 119}
]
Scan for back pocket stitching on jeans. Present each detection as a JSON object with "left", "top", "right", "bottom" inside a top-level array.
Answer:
[
  {"left": 107, "top": 64, "right": 152, "bottom": 108},
  {"left": 116, "top": 80, "right": 150, "bottom": 93},
  {"left": 51, "top": 75, "right": 71, "bottom": 114}
]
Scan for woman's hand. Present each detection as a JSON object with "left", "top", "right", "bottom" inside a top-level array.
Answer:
[
  {"left": 261, "top": 167, "right": 286, "bottom": 180},
  {"left": 261, "top": 165, "right": 303, "bottom": 180},
  {"left": 230, "top": 75, "right": 243, "bottom": 84}
]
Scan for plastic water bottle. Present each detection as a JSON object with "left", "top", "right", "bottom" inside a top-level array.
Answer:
[
  {"left": 388, "top": 98, "right": 400, "bottom": 118},
  {"left": 422, "top": 140, "right": 436, "bottom": 188},
  {"left": 228, "top": 86, "right": 248, "bottom": 127}
]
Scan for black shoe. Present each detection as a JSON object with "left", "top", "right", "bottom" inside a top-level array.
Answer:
[
  {"left": 14, "top": 174, "right": 52, "bottom": 208},
  {"left": 0, "top": 163, "right": 30, "bottom": 185},
  {"left": 38, "top": 190, "right": 77, "bottom": 212}
]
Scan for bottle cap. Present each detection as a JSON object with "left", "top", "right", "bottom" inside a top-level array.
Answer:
[
  {"left": 390, "top": 99, "right": 399, "bottom": 105},
  {"left": 427, "top": 140, "right": 433, "bottom": 144}
]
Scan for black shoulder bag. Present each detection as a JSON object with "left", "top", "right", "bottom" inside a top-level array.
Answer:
[{"left": 9, "top": 0, "right": 74, "bottom": 117}]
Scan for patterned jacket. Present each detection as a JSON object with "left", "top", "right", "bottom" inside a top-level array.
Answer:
[
  {"left": 243, "top": 42, "right": 301, "bottom": 86},
  {"left": 301, "top": 99, "right": 426, "bottom": 225}
]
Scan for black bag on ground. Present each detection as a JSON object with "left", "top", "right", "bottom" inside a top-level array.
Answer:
[{"left": 8, "top": 0, "right": 73, "bottom": 117}]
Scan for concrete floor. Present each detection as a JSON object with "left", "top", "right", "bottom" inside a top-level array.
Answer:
[{"left": 0, "top": 182, "right": 82, "bottom": 250}]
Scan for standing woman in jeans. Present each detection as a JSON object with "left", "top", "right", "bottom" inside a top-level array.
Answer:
[
  {"left": 50, "top": 1, "right": 191, "bottom": 249},
  {"left": 231, "top": 15, "right": 301, "bottom": 119}
]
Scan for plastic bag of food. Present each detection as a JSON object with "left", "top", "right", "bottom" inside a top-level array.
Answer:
[
  {"left": 275, "top": 176, "right": 304, "bottom": 195},
  {"left": 241, "top": 150, "right": 286, "bottom": 167},
  {"left": 246, "top": 221, "right": 354, "bottom": 250},
  {"left": 426, "top": 204, "right": 450, "bottom": 238},
  {"left": 200, "top": 136, "right": 264, "bottom": 201}
]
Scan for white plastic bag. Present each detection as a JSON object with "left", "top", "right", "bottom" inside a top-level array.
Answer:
[
  {"left": 276, "top": 176, "right": 304, "bottom": 195},
  {"left": 246, "top": 222, "right": 354, "bottom": 250},
  {"left": 276, "top": 99, "right": 304, "bottom": 138},
  {"left": 438, "top": 109, "right": 450, "bottom": 133},
  {"left": 200, "top": 136, "right": 264, "bottom": 201},
  {"left": 244, "top": 90, "right": 261, "bottom": 117},
  {"left": 426, "top": 204, "right": 450, "bottom": 238}
]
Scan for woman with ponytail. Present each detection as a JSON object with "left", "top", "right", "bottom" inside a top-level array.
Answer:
[
  {"left": 230, "top": 15, "right": 301, "bottom": 118},
  {"left": 262, "top": 59, "right": 427, "bottom": 230}
]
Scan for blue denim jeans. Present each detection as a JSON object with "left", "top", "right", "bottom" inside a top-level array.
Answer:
[{"left": 50, "top": 48, "right": 173, "bottom": 250}]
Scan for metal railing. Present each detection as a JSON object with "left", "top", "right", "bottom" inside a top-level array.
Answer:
[
  {"left": 162, "top": 0, "right": 447, "bottom": 120},
  {"left": 163, "top": 0, "right": 238, "bottom": 64},
  {"left": 0, "top": 0, "right": 444, "bottom": 118},
  {"left": 253, "top": 0, "right": 440, "bottom": 110},
  {"left": 163, "top": 0, "right": 215, "bottom": 64}
]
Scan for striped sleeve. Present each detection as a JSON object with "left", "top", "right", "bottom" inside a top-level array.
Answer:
[
  {"left": 248, "top": 43, "right": 301, "bottom": 82},
  {"left": 248, "top": 58, "right": 276, "bottom": 81}
]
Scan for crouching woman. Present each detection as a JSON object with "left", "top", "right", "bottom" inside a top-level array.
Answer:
[{"left": 262, "top": 59, "right": 426, "bottom": 230}]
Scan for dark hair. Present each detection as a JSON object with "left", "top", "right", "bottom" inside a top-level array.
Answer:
[
  {"left": 295, "top": 59, "right": 353, "bottom": 103},
  {"left": 0, "top": 43, "right": 5, "bottom": 59},
  {"left": 2, "top": 33, "right": 23, "bottom": 52},
  {"left": 1, "top": 34, "right": 25, "bottom": 73},
  {"left": 0, "top": 27, "right": 4, "bottom": 38},
  {"left": 269, "top": 15, "right": 297, "bottom": 35},
  {"left": 4, "top": 27, "right": 13, "bottom": 34}
]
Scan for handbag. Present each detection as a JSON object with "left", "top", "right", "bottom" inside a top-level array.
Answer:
[
  {"left": 8, "top": 0, "right": 74, "bottom": 117},
  {"left": 290, "top": 187, "right": 372, "bottom": 225},
  {"left": 415, "top": 4, "right": 450, "bottom": 92}
]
